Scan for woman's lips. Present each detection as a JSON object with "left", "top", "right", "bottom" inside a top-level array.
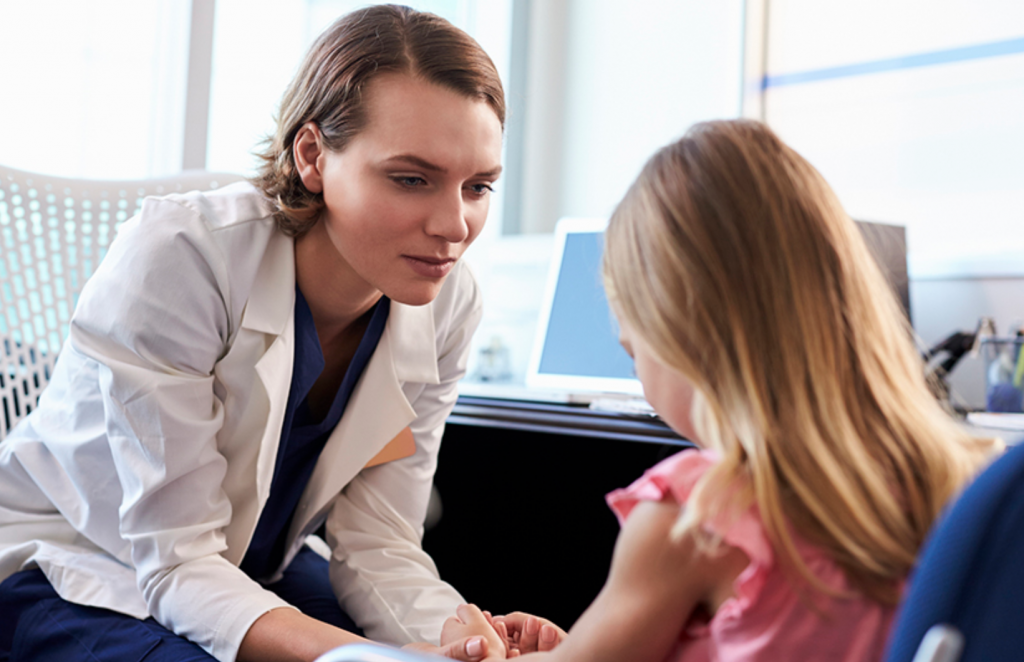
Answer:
[{"left": 403, "top": 255, "right": 456, "bottom": 278}]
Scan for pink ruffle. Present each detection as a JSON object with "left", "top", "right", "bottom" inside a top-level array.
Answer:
[{"left": 606, "top": 449, "right": 773, "bottom": 634}]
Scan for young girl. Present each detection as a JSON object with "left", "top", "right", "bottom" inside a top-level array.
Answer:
[{"left": 444, "top": 119, "right": 996, "bottom": 661}]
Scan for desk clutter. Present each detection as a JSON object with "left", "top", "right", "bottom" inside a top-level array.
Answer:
[
  {"left": 924, "top": 316, "right": 1024, "bottom": 418},
  {"left": 982, "top": 336, "right": 1024, "bottom": 414}
]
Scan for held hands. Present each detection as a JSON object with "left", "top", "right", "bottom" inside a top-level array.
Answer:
[
  {"left": 436, "top": 604, "right": 510, "bottom": 660},
  {"left": 438, "top": 604, "right": 567, "bottom": 660},
  {"left": 491, "top": 612, "right": 566, "bottom": 655}
]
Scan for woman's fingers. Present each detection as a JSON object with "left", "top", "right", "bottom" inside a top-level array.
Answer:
[
  {"left": 428, "top": 636, "right": 490, "bottom": 661},
  {"left": 450, "top": 604, "right": 508, "bottom": 660}
]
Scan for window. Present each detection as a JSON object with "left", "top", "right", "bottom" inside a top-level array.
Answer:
[
  {"left": 756, "top": 0, "right": 1024, "bottom": 278},
  {"left": 0, "top": 0, "right": 191, "bottom": 179},
  {"left": 462, "top": 0, "right": 745, "bottom": 390}
]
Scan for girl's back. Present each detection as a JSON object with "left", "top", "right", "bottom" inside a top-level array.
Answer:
[
  {"left": 594, "top": 118, "right": 997, "bottom": 661},
  {"left": 610, "top": 449, "right": 897, "bottom": 662}
]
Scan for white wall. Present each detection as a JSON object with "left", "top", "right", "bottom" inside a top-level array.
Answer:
[
  {"left": 512, "top": 0, "right": 744, "bottom": 234},
  {"left": 762, "top": 0, "right": 1024, "bottom": 279}
]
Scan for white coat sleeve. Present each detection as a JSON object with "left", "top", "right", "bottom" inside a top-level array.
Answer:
[
  {"left": 324, "top": 264, "right": 483, "bottom": 646},
  {"left": 69, "top": 196, "right": 294, "bottom": 662}
]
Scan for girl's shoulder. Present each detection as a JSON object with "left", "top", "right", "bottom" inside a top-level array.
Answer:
[
  {"left": 606, "top": 448, "right": 773, "bottom": 566},
  {"left": 606, "top": 448, "right": 717, "bottom": 522}
]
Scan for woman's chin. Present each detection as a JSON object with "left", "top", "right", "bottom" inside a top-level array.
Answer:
[{"left": 383, "top": 280, "right": 447, "bottom": 307}]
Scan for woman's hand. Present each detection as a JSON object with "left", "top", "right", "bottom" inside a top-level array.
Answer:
[
  {"left": 438, "top": 604, "right": 509, "bottom": 660},
  {"left": 491, "top": 612, "right": 566, "bottom": 654},
  {"left": 404, "top": 634, "right": 495, "bottom": 662}
]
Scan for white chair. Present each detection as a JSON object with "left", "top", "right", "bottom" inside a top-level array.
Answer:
[
  {"left": 314, "top": 644, "right": 440, "bottom": 662},
  {"left": 0, "top": 165, "right": 244, "bottom": 438}
]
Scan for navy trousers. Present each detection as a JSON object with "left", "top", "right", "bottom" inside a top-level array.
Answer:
[{"left": 0, "top": 546, "right": 363, "bottom": 661}]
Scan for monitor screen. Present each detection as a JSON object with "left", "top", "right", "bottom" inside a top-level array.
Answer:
[{"left": 527, "top": 218, "right": 641, "bottom": 396}]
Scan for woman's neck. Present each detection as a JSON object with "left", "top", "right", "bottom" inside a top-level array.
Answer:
[{"left": 293, "top": 220, "right": 382, "bottom": 342}]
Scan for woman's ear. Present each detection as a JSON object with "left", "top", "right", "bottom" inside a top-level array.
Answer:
[{"left": 293, "top": 122, "right": 325, "bottom": 194}]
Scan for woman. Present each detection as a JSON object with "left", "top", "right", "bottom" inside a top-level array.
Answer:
[{"left": 0, "top": 5, "right": 504, "bottom": 662}]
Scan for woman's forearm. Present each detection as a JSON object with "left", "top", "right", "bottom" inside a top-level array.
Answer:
[{"left": 238, "top": 607, "right": 368, "bottom": 662}]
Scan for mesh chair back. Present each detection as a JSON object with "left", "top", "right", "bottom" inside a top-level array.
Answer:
[{"left": 0, "top": 165, "right": 244, "bottom": 438}]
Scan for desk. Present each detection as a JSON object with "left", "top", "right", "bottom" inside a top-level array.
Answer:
[
  {"left": 965, "top": 413, "right": 1024, "bottom": 445},
  {"left": 423, "top": 396, "right": 692, "bottom": 630}
]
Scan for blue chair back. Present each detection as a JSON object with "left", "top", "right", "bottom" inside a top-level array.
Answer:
[{"left": 885, "top": 443, "right": 1024, "bottom": 662}]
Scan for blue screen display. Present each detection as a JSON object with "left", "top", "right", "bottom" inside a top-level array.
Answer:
[{"left": 537, "top": 231, "right": 636, "bottom": 380}]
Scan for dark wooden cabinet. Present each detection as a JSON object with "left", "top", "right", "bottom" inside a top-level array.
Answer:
[{"left": 423, "top": 396, "right": 692, "bottom": 630}]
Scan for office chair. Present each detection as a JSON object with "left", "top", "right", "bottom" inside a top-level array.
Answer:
[
  {"left": 314, "top": 644, "right": 439, "bottom": 662},
  {"left": 885, "top": 442, "right": 1024, "bottom": 662},
  {"left": 0, "top": 164, "right": 243, "bottom": 438}
]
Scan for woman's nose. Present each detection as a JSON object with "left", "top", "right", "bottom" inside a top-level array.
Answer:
[{"left": 425, "top": 192, "right": 470, "bottom": 243}]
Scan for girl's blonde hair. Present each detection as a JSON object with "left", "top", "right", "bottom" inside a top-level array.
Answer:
[{"left": 603, "top": 119, "right": 995, "bottom": 605}]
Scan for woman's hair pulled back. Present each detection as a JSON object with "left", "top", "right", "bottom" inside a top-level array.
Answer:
[
  {"left": 603, "top": 119, "right": 993, "bottom": 605},
  {"left": 253, "top": 4, "right": 505, "bottom": 236}
]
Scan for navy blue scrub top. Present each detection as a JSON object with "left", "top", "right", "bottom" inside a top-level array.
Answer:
[{"left": 241, "top": 286, "right": 390, "bottom": 581}]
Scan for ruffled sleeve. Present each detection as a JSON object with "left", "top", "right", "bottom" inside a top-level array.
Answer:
[
  {"left": 606, "top": 449, "right": 717, "bottom": 523},
  {"left": 605, "top": 448, "right": 775, "bottom": 637}
]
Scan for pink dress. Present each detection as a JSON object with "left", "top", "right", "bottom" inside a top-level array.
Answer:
[{"left": 606, "top": 449, "right": 897, "bottom": 662}]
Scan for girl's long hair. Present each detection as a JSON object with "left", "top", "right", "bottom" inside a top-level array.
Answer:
[{"left": 603, "top": 119, "right": 995, "bottom": 605}]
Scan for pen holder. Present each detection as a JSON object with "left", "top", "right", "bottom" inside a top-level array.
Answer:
[{"left": 981, "top": 337, "right": 1024, "bottom": 413}]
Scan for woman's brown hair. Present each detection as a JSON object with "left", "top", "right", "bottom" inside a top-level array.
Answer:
[
  {"left": 253, "top": 4, "right": 505, "bottom": 236},
  {"left": 603, "top": 119, "right": 996, "bottom": 606}
]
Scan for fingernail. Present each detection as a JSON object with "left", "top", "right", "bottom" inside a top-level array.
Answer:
[
  {"left": 526, "top": 617, "right": 540, "bottom": 636},
  {"left": 466, "top": 637, "right": 484, "bottom": 658},
  {"left": 541, "top": 625, "right": 557, "bottom": 643}
]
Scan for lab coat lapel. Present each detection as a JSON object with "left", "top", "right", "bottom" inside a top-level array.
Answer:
[
  {"left": 287, "top": 299, "right": 439, "bottom": 541},
  {"left": 241, "top": 231, "right": 296, "bottom": 504}
]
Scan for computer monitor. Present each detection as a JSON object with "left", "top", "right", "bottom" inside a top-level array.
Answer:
[
  {"left": 526, "top": 218, "right": 640, "bottom": 397},
  {"left": 856, "top": 220, "right": 912, "bottom": 324}
]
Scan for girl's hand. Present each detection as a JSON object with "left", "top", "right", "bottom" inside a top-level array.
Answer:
[
  {"left": 481, "top": 611, "right": 519, "bottom": 658},
  {"left": 439, "top": 604, "right": 509, "bottom": 660},
  {"left": 491, "top": 612, "right": 566, "bottom": 654}
]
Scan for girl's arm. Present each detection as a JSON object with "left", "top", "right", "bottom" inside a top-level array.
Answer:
[{"left": 448, "top": 496, "right": 748, "bottom": 662}]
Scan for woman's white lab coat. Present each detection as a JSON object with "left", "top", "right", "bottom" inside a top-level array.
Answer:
[{"left": 0, "top": 182, "right": 480, "bottom": 661}]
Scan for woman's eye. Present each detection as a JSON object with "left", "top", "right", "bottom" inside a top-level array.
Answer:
[
  {"left": 468, "top": 183, "right": 494, "bottom": 195},
  {"left": 393, "top": 176, "right": 426, "bottom": 187}
]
